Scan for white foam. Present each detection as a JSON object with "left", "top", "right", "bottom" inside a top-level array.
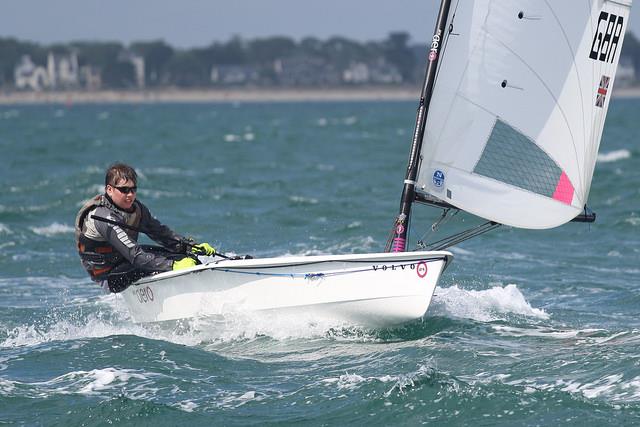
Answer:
[
  {"left": 289, "top": 195, "right": 318, "bottom": 204},
  {"left": 0, "top": 378, "right": 17, "bottom": 394},
  {"left": 29, "top": 223, "right": 74, "bottom": 236},
  {"left": 448, "top": 246, "right": 474, "bottom": 257},
  {"left": 175, "top": 400, "right": 199, "bottom": 412},
  {"left": 322, "top": 364, "right": 441, "bottom": 398},
  {"left": 224, "top": 134, "right": 242, "bottom": 142},
  {"left": 144, "top": 167, "right": 197, "bottom": 177},
  {"left": 83, "top": 165, "right": 103, "bottom": 174},
  {"left": 624, "top": 217, "right": 640, "bottom": 227},
  {"left": 322, "top": 371, "right": 394, "bottom": 392},
  {"left": 2, "top": 109, "right": 20, "bottom": 119},
  {"left": 16, "top": 367, "right": 154, "bottom": 397},
  {"left": 317, "top": 164, "right": 335, "bottom": 171},
  {"left": 544, "top": 374, "right": 636, "bottom": 402},
  {"left": 76, "top": 368, "right": 148, "bottom": 394},
  {"left": 492, "top": 325, "right": 600, "bottom": 339},
  {"left": 285, "top": 236, "right": 378, "bottom": 257},
  {"left": 597, "top": 149, "right": 631, "bottom": 163},
  {"left": 0, "top": 223, "right": 12, "bottom": 234},
  {"left": 1, "top": 291, "right": 352, "bottom": 349},
  {"left": 335, "top": 373, "right": 367, "bottom": 390},
  {"left": 194, "top": 310, "right": 352, "bottom": 342},
  {"left": 1, "top": 294, "right": 198, "bottom": 348},
  {"left": 217, "top": 390, "right": 265, "bottom": 408},
  {"left": 432, "top": 284, "right": 549, "bottom": 322}
]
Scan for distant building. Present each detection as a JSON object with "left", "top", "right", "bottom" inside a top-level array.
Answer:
[
  {"left": 47, "top": 51, "right": 79, "bottom": 88},
  {"left": 343, "top": 62, "right": 370, "bottom": 84},
  {"left": 80, "top": 65, "right": 102, "bottom": 91},
  {"left": 369, "top": 60, "right": 403, "bottom": 84},
  {"left": 14, "top": 55, "right": 49, "bottom": 91},
  {"left": 343, "top": 60, "right": 403, "bottom": 85},
  {"left": 211, "top": 65, "right": 260, "bottom": 85},
  {"left": 274, "top": 56, "right": 340, "bottom": 86},
  {"left": 117, "top": 51, "right": 146, "bottom": 88}
]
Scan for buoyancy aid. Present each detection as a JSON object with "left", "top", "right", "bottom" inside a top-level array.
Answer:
[{"left": 75, "top": 194, "right": 142, "bottom": 280}]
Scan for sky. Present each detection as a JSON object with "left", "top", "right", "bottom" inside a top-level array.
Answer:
[{"left": 2, "top": 1, "right": 640, "bottom": 48}]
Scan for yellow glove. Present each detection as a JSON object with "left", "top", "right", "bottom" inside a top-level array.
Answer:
[
  {"left": 192, "top": 242, "right": 216, "bottom": 256},
  {"left": 173, "top": 257, "right": 197, "bottom": 270}
]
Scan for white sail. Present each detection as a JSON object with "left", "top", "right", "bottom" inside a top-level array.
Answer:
[{"left": 415, "top": 0, "right": 631, "bottom": 229}]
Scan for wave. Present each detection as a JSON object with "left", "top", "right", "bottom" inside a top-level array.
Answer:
[
  {"left": 430, "top": 284, "right": 549, "bottom": 322},
  {"left": 224, "top": 133, "right": 254, "bottom": 142},
  {"left": 29, "top": 223, "right": 74, "bottom": 236},
  {"left": 2, "top": 109, "right": 20, "bottom": 119},
  {"left": 624, "top": 216, "right": 640, "bottom": 227},
  {"left": 597, "top": 149, "right": 631, "bottom": 163},
  {"left": 281, "top": 236, "right": 379, "bottom": 257},
  {"left": 0, "top": 292, "right": 352, "bottom": 349},
  {"left": 288, "top": 195, "right": 319, "bottom": 205}
]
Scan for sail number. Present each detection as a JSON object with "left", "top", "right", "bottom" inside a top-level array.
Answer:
[{"left": 589, "top": 12, "right": 624, "bottom": 63}]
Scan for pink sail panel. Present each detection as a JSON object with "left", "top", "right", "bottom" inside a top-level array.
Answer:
[{"left": 552, "top": 172, "right": 575, "bottom": 205}]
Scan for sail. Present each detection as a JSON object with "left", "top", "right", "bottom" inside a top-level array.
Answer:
[{"left": 415, "top": 0, "right": 631, "bottom": 229}]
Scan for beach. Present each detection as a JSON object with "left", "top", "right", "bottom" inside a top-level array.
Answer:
[
  {"left": 2, "top": 85, "right": 637, "bottom": 104},
  {"left": 0, "top": 87, "right": 421, "bottom": 104},
  {"left": 1, "top": 85, "right": 639, "bottom": 105}
]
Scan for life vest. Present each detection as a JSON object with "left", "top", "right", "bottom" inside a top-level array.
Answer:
[{"left": 75, "top": 194, "right": 141, "bottom": 280}]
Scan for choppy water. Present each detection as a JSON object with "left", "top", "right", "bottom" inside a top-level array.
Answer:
[{"left": 0, "top": 98, "right": 639, "bottom": 425}]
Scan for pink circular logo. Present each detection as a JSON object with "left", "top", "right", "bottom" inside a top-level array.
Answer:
[
  {"left": 396, "top": 224, "right": 405, "bottom": 234},
  {"left": 416, "top": 262, "right": 428, "bottom": 278},
  {"left": 428, "top": 51, "right": 437, "bottom": 61}
]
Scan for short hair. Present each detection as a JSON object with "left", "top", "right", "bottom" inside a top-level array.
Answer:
[{"left": 105, "top": 163, "right": 137, "bottom": 187}]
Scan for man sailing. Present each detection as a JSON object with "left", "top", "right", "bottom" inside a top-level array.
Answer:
[{"left": 75, "top": 163, "right": 215, "bottom": 293}]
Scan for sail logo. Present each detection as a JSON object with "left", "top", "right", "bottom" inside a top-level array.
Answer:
[
  {"left": 429, "top": 31, "right": 442, "bottom": 62},
  {"left": 433, "top": 170, "right": 445, "bottom": 188},
  {"left": 589, "top": 12, "right": 624, "bottom": 63}
]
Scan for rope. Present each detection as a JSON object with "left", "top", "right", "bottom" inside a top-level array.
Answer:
[{"left": 419, "top": 221, "right": 501, "bottom": 251}]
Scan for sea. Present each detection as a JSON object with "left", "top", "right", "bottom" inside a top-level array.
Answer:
[{"left": 0, "top": 97, "right": 639, "bottom": 426}]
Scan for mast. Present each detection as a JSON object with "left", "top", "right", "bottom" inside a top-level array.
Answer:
[{"left": 386, "top": 0, "right": 453, "bottom": 253}]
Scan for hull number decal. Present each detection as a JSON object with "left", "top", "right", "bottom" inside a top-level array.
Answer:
[
  {"left": 134, "top": 286, "right": 154, "bottom": 303},
  {"left": 416, "top": 262, "right": 428, "bottom": 278}
]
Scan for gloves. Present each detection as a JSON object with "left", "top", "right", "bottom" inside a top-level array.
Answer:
[
  {"left": 192, "top": 242, "right": 216, "bottom": 256},
  {"left": 173, "top": 257, "right": 197, "bottom": 271}
]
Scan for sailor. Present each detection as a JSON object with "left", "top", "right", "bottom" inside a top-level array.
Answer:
[{"left": 75, "top": 163, "right": 216, "bottom": 293}]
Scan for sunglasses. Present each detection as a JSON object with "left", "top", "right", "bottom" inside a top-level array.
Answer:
[{"left": 113, "top": 185, "right": 137, "bottom": 194}]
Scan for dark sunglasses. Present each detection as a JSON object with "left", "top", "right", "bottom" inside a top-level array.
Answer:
[{"left": 113, "top": 185, "right": 137, "bottom": 194}]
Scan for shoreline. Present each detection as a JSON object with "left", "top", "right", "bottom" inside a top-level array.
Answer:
[
  {"left": 0, "top": 87, "right": 420, "bottom": 105},
  {"left": 0, "top": 85, "right": 639, "bottom": 104}
]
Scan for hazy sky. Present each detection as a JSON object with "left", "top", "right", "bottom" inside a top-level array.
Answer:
[{"left": 2, "top": 1, "right": 639, "bottom": 48}]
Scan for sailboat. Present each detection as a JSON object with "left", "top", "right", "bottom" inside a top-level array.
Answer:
[{"left": 121, "top": 0, "right": 631, "bottom": 326}]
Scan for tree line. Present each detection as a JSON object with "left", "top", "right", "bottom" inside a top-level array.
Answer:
[
  {"left": 0, "top": 33, "right": 418, "bottom": 89},
  {"left": 1, "top": 31, "right": 639, "bottom": 90}
]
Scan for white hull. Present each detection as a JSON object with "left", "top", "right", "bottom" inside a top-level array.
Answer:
[{"left": 120, "top": 251, "right": 452, "bottom": 328}]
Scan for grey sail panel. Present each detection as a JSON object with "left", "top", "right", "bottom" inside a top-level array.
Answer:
[{"left": 474, "top": 119, "right": 563, "bottom": 199}]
